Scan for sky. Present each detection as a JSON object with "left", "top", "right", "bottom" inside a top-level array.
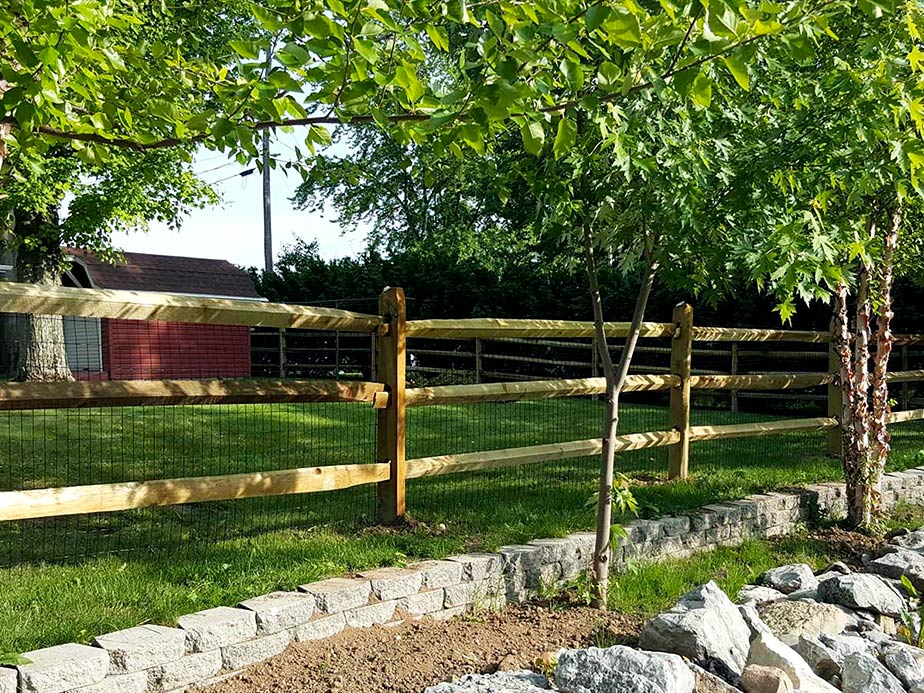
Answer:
[{"left": 110, "top": 134, "right": 368, "bottom": 269}]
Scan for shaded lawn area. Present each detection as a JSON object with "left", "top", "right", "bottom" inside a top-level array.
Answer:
[{"left": 0, "top": 399, "right": 922, "bottom": 653}]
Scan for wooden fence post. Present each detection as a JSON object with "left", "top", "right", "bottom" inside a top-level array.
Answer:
[
  {"left": 376, "top": 287, "right": 407, "bottom": 524},
  {"left": 668, "top": 303, "right": 693, "bottom": 480},
  {"left": 730, "top": 343, "right": 739, "bottom": 413},
  {"left": 474, "top": 338, "right": 483, "bottom": 383},
  {"left": 827, "top": 335, "right": 843, "bottom": 456},
  {"left": 278, "top": 328, "right": 287, "bottom": 378}
]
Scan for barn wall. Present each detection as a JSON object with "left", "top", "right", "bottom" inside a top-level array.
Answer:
[{"left": 103, "top": 319, "right": 251, "bottom": 380}]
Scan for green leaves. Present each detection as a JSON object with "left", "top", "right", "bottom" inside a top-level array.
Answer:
[
  {"left": 722, "top": 53, "right": 750, "bottom": 91},
  {"left": 553, "top": 117, "right": 577, "bottom": 159},
  {"left": 690, "top": 73, "right": 713, "bottom": 108},
  {"left": 520, "top": 120, "right": 546, "bottom": 156},
  {"left": 425, "top": 25, "right": 450, "bottom": 51}
]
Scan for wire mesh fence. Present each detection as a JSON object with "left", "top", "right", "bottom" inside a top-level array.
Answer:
[
  {"left": 1, "top": 305, "right": 923, "bottom": 570},
  {"left": 0, "top": 313, "right": 380, "bottom": 566}
]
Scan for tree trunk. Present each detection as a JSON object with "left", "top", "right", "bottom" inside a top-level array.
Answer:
[
  {"left": 835, "top": 208, "right": 899, "bottom": 531},
  {"left": 866, "top": 206, "right": 899, "bottom": 525},
  {"left": 583, "top": 225, "right": 658, "bottom": 610},
  {"left": 12, "top": 210, "right": 73, "bottom": 382}
]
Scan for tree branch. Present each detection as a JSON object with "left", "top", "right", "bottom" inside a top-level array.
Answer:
[{"left": 7, "top": 27, "right": 787, "bottom": 153}]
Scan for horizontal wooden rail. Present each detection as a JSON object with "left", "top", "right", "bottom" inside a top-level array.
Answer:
[
  {"left": 888, "top": 409, "right": 924, "bottom": 424},
  {"left": 0, "top": 379, "right": 387, "bottom": 410},
  {"left": 406, "top": 319, "right": 674, "bottom": 339},
  {"left": 405, "top": 431, "right": 681, "bottom": 478},
  {"left": 688, "top": 373, "right": 833, "bottom": 390},
  {"left": 0, "top": 463, "right": 391, "bottom": 521},
  {"left": 0, "top": 282, "right": 382, "bottom": 332},
  {"left": 887, "top": 370, "right": 924, "bottom": 383},
  {"left": 894, "top": 334, "right": 924, "bottom": 346},
  {"left": 406, "top": 374, "right": 678, "bottom": 406},
  {"left": 691, "top": 327, "right": 831, "bottom": 343},
  {"left": 689, "top": 416, "right": 838, "bottom": 441}
]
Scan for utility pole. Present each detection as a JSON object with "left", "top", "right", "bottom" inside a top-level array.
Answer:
[
  {"left": 262, "top": 129, "right": 272, "bottom": 272},
  {"left": 262, "top": 42, "right": 274, "bottom": 273}
]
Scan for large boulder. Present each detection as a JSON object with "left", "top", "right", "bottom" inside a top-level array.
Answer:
[
  {"left": 816, "top": 574, "right": 905, "bottom": 617},
  {"left": 841, "top": 652, "right": 905, "bottom": 693},
  {"left": 740, "top": 665, "right": 794, "bottom": 693},
  {"left": 555, "top": 645, "right": 695, "bottom": 693},
  {"left": 793, "top": 636, "right": 840, "bottom": 681},
  {"left": 881, "top": 644, "right": 924, "bottom": 689},
  {"left": 760, "top": 565, "right": 819, "bottom": 595},
  {"left": 817, "top": 634, "right": 878, "bottom": 662},
  {"left": 640, "top": 582, "right": 751, "bottom": 677},
  {"left": 746, "top": 632, "right": 840, "bottom": 693},
  {"left": 425, "top": 672, "right": 550, "bottom": 692},
  {"left": 868, "top": 550, "right": 924, "bottom": 591},
  {"left": 739, "top": 586, "right": 788, "bottom": 605},
  {"left": 756, "top": 601, "right": 852, "bottom": 645},
  {"left": 739, "top": 604, "right": 774, "bottom": 642}
]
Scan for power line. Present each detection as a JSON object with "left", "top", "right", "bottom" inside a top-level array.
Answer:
[
  {"left": 194, "top": 160, "right": 238, "bottom": 175},
  {"left": 208, "top": 168, "right": 255, "bottom": 185}
]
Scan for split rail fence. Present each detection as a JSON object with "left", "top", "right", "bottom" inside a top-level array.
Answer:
[{"left": 0, "top": 282, "right": 922, "bottom": 543}]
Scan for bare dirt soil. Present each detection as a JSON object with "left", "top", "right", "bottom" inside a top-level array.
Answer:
[
  {"left": 196, "top": 526, "right": 880, "bottom": 693},
  {"left": 197, "top": 604, "right": 643, "bottom": 693}
]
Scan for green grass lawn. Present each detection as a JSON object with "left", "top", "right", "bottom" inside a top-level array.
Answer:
[{"left": 0, "top": 398, "right": 922, "bottom": 653}]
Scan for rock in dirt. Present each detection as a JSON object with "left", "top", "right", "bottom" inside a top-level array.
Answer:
[
  {"left": 868, "top": 550, "right": 924, "bottom": 591},
  {"left": 424, "top": 671, "right": 550, "bottom": 693},
  {"left": 739, "top": 605, "right": 773, "bottom": 642},
  {"left": 816, "top": 574, "right": 905, "bottom": 617},
  {"left": 792, "top": 636, "right": 840, "bottom": 681},
  {"left": 891, "top": 531, "right": 924, "bottom": 552},
  {"left": 817, "top": 562, "right": 852, "bottom": 577},
  {"left": 841, "top": 652, "right": 905, "bottom": 693},
  {"left": 881, "top": 644, "right": 924, "bottom": 689},
  {"left": 640, "top": 581, "right": 751, "bottom": 677},
  {"left": 746, "top": 632, "right": 840, "bottom": 693},
  {"left": 756, "top": 601, "right": 852, "bottom": 645},
  {"left": 739, "top": 586, "right": 788, "bottom": 605},
  {"left": 740, "top": 664, "right": 794, "bottom": 693},
  {"left": 760, "top": 565, "right": 819, "bottom": 595},
  {"left": 555, "top": 645, "right": 695, "bottom": 693}
]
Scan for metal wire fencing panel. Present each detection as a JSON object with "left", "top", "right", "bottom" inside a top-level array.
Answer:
[
  {"left": 0, "top": 314, "right": 379, "bottom": 566},
  {"left": 890, "top": 419, "right": 924, "bottom": 471}
]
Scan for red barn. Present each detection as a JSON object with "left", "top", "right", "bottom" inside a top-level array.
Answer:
[{"left": 62, "top": 249, "right": 263, "bottom": 381}]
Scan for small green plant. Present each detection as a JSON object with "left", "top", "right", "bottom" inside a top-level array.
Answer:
[
  {"left": 590, "top": 622, "right": 622, "bottom": 649},
  {"left": 535, "top": 577, "right": 566, "bottom": 611},
  {"left": 0, "top": 653, "right": 29, "bottom": 666},
  {"left": 898, "top": 575, "right": 924, "bottom": 648},
  {"left": 534, "top": 652, "right": 557, "bottom": 679},
  {"left": 568, "top": 571, "right": 595, "bottom": 606}
]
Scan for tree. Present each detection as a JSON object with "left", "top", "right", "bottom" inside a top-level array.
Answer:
[
  {"left": 4, "top": 0, "right": 855, "bottom": 606},
  {"left": 724, "top": 4, "right": 924, "bottom": 530},
  {"left": 1, "top": 0, "right": 258, "bottom": 380},
  {"left": 2, "top": 148, "right": 216, "bottom": 380}
]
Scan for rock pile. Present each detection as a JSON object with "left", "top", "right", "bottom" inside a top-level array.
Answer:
[{"left": 425, "top": 538, "right": 924, "bottom": 693}]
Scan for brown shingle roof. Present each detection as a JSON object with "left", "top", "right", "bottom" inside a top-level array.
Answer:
[{"left": 65, "top": 248, "right": 263, "bottom": 299}]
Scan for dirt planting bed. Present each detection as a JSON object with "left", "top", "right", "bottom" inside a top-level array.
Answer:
[{"left": 195, "top": 604, "right": 643, "bottom": 693}]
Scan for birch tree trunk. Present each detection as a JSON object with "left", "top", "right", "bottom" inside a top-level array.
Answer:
[
  {"left": 834, "top": 207, "right": 899, "bottom": 530},
  {"left": 583, "top": 225, "right": 658, "bottom": 609}
]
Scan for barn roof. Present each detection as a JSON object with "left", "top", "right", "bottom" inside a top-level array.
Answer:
[{"left": 64, "top": 248, "right": 263, "bottom": 300}]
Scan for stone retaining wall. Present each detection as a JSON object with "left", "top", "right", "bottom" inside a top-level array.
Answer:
[{"left": 9, "top": 466, "right": 924, "bottom": 693}]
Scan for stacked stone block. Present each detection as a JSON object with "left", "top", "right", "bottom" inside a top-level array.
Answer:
[{"left": 8, "top": 465, "right": 924, "bottom": 692}]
